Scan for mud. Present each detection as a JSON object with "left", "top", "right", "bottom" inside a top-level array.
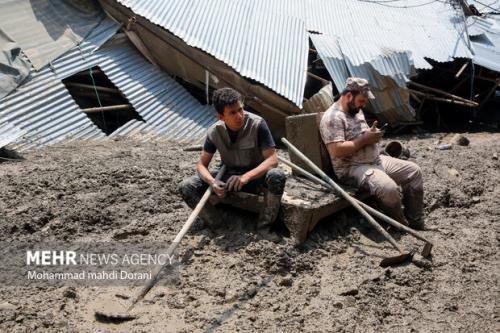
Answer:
[{"left": 0, "top": 133, "right": 498, "bottom": 332}]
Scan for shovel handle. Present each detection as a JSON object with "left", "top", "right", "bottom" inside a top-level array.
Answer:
[
  {"left": 281, "top": 138, "right": 405, "bottom": 254},
  {"left": 278, "top": 156, "right": 433, "bottom": 246},
  {"left": 129, "top": 165, "right": 226, "bottom": 309}
]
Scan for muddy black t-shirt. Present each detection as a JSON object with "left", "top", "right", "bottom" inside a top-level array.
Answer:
[{"left": 203, "top": 120, "right": 275, "bottom": 154}]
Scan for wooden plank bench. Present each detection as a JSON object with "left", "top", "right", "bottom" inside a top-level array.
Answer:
[{"left": 208, "top": 174, "right": 367, "bottom": 246}]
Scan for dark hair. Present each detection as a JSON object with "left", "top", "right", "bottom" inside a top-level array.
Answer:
[
  {"left": 341, "top": 89, "right": 360, "bottom": 97},
  {"left": 212, "top": 88, "right": 242, "bottom": 115}
]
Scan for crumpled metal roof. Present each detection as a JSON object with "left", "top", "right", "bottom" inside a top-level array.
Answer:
[
  {"left": 253, "top": 0, "right": 473, "bottom": 69},
  {"left": 115, "top": 0, "right": 475, "bottom": 123},
  {"left": 0, "top": 20, "right": 116, "bottom": 151},
  {"left": 0, "top": 18, "right": 216, "bottom": 150},
  {"left": 97, "top": 37, "right": 217, "bottom": 143},
  {"left": 311, "top": 34, "right": 416, "bottom": 123},
  {"left": 467, "top": 14, "right": 500, "bottom": 72},
  {"left": 0, "top": 122, "right": 26, "bottom": 149},
  {"left": 467, "top": 0, "right": 500, "bottom": 13},
  {"left": 116, "top": 0, "right": 310, "bottom": 108},
  {"left": 0, "top": 0, "right": 105, "bottom": 70},
  {"left": 303, "top": 0, "right": 474, "bottom": 122},
  {"left": 306, "top": 0, "right": 472, "bottom": 69}
]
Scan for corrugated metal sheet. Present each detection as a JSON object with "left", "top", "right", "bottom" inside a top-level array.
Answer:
[
  {"left": 311, "top": 34, "right": 416, "bottom": 123},
  {"left": 467, "top": 14, "right": 500, "bottom": 72},
  {"left": 255, "top": 0, "right": 473, "bottom": 70},
  {"left": 0, "top": 20, "right": 117, "bottom": 151},
  {"left": 0, "top": 0, "right": 105, "bottom": 70},
  {"left": 116, "top": 0, "right": 309, "bottom": 108},
  {"left": 467, "top": 0, "right": 500, "bottom": 13},
  {"left": 115, "top": 0, "right": 474, "bottom": 123},
  {"left": 306, "top": 0, "right": 472, "bottom": 69},
  {"left": 0, "top": 122, "right": 26, "bottom": 148},
  {"left": 303, "top": 83, "right": 334, "bottom": 114},
  {"left": 97, "top": 37, "right": 217, "bottom": 143},
  {"left": 0, "top": 17, "right": 216, "bottom": 150}
]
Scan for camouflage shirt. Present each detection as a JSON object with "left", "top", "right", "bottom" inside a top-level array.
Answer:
[{"left": 319, "top": 102, "right": 380, "bottom": 177}]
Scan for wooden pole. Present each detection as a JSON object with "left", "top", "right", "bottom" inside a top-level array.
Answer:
[
  {"left": 65, "top": 82, "right": 121, "bottom": 94},
  {"left": 408, "top": 81, "right": 478, "bottom": 105},
  {"left": 81, "top": 104, "right": 133, "bottom": 113},
  {"left": 278, "top": 156, "right": 433, "bottom": 248},
  {"left": 281, "top": 138, "right": 406, "bottom": 254}
]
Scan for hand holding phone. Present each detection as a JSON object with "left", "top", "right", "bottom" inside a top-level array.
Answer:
[{"left": 379, "top": 123, "right": 389, "bottom": 131}]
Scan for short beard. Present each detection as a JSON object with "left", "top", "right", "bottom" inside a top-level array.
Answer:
[{"left": 347, "top": 99, "right": 361, "bottom": 116}]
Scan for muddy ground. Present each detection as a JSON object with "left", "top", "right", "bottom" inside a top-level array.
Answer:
[{"left": 0, "top": 132, "right": 498, "bottom": 332}]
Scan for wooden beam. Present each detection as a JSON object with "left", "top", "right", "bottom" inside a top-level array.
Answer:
[
  {"left": 307, "top": 72, "right": 330, "bottom": 85},
  {"left": 65, "top": 82, "right": 120, "bottom": 94},
  {"left": 409, "top": 91, "right": 422, "bottom": 104},
  {"left": 409, "top": 90, "right": 478, "bottom": 107},
  {"left": 409, "top": 81, "right": 478, "bottom": 105},
  {"left": 81, "top": 104, "right": 132, "bottom": 113},
  {"left": 70, "top": 68, "right": 102, "bottom": 76},
  {"left": 455, "top": 62, "right": 469, "bottom": 78}
]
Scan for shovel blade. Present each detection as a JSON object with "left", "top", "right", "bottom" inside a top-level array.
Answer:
[
  {"left": 94, "top": 298, "right": 137, "bottom": 323},
  {"left": 421, "top": 242, "right": 433, "bottom": 258},
  {"left": 379, "top": 252, "right": 412, "bottom": 267}
]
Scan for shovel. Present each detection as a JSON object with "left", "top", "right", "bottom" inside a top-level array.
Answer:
[
  {"left": 277, "top": 156, "right": 433, "bottom": 258},
  {"left": 281, "top": 138, "right": 420, "bottom": 267},
  {"left": 94, "top": 165, "right": 226, "bottom": 322}
]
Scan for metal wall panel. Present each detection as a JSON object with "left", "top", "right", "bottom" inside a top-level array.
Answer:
[
  {"left": 117, "top": 0, "right": 309, "bottom": 108},
  {"left": 0, "top": 18, "right": 216, "bottom": 150},
  {"left": 467, "top": 14, "right": 500, "bottom": 72}
]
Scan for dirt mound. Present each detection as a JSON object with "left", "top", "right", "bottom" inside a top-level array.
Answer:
[{"left": 0, "top": 133, "right": 498, "bottom": 332}]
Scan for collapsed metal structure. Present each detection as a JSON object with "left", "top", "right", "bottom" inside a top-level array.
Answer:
[{"left": 0, "top": 0, "right": 498, "bottom": 150}]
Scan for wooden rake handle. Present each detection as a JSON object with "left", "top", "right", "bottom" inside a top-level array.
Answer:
[{"left": 128, "top": 165, "right": 227, "bottom": 310}]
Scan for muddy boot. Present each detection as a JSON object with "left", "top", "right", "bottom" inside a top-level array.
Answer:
[
  {"left": 381, "top": 203, "right": 409, "bottom": 227},
  {"left": 404, "top": 189, "right": 425, "bottom": 230},
  {"left": 256, "top": 191, "right": 281, "bottom": 242},
  {"left": 198, "top": 203, "right": 224, "bottom": 230}
]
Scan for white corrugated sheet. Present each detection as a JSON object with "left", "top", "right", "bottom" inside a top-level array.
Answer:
[
  {"left": 311, "top": 34, "right": 416, "bottom": 122},
  {"left": 116, "top": 0, "right": 310, "bottom": 108},
  {"left": 467, "top": 14, "right": 500, "bottom": 72},
  {"left": 0, "top": 122, "right": 26, "bottom": 148},
  {"left": 0, "top": 20, "right": 117, "bottom": 151},
  {"left": 0, "top": 18, "right": 217, "bottom": 150},
  {"left": 97, "top": 37, "right": 217, "bottom": 143},
  {"left": 115, "top": 0, "right": 475, "bottom": 122},
  {"left": 467, "top": 0, "right": 500, "bottom": 13},
  {"left": 0, "top": 0, "right": 105, "bottom": 70}
]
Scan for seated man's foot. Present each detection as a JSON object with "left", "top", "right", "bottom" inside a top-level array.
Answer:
[
  {"left": 408, "top": 218, "right": 425, "bottom": 230},
  {"left": 198, "top": 204, "right": 224, "bottom": 230},
  {"left": 202, "top": 217, "right": 223, "bottom": 231},
  {"left": 381, "top": 204, "right": 409, "bottom": 227}
]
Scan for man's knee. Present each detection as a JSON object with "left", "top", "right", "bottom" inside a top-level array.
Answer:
[
  {"left": 178, "top": 176, "right": 206, "bottom": 207},
  {"left": 265, "top": 168, "right": 286, "bottom": 195},
  {"left": 368, "top": 173, "right": 400, "bottom": 206},
  {"left": 380, "top": 181, "right": 401, "bottom": 206}
]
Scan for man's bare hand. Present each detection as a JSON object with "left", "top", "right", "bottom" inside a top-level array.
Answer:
[
  {"left": 225, "top": 175, "right": 250, "bottom": 192},
  {"left": 362, "top": 120, "right": 382, "bottom": 144},
  {"left": 211, "top": 179, "right": 226, "bottom": 197}
]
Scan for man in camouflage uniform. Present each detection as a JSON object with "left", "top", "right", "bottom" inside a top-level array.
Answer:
[{"left": 319, "top": 78, "right": 425, "bottom": 230}]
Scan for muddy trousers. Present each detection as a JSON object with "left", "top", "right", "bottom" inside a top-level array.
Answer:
[
  {"left": 346, "top": 155, "right": 424, "bottom": 229},
  {"left": 178, "top": 168, "right": 286, "bottom": 228}
]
